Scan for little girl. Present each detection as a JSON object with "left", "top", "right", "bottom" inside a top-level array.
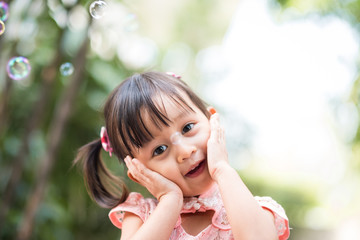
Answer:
[{"left": 75, "top": 72, "right": 290, "bottom": 240}]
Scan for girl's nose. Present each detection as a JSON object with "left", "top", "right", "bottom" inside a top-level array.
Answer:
[{"left": 176, "top": 143, "right": 197, "bottom": 163}]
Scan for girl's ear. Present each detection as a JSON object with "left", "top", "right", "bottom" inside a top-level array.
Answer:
[
  {"left": 207, "top": 106, "right": 216, "bottom": 115},
  {"left": 127, "top": 171, "right": 141, "bottom": 185}
]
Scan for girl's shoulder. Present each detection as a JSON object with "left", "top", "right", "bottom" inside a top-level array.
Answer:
[
  {"left": 109, "top": 192, "right": 158, "bottom": 229},
  {"left": 255, "top": 196, "right": 290, "bottom": 240},
  {"left": 255, "top": 196, "right": 288, "bottom": 220}
]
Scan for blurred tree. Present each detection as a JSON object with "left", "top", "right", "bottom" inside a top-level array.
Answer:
[
  {"left": 0, "top": 0, "right": 237, "bottom": 239},
  {"left": 0, "top": 0, "right": 123, "bottom": 239}
]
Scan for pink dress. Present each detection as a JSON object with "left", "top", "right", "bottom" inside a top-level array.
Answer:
[{"left": 109, "top": 184, "right": 290, "bottom": 239}]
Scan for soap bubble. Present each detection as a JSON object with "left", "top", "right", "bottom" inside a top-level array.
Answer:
[
  {"left": 89, "top": 0, "right": 107, "bottom": 19},
  {"left": 170, "top": 132, "right": 182, "bottom": 145},
  {"left": 60, "top": 62, "right": 74, "bottom": 76},
  {"left": 7, "top": 56, "right": 31, "bottom": 80},
  {"left": 0, "top": 2, "right": 9, "bottom": 22},
  {"left": 0, "top": 20, "right": 4, "bottom": 35}
]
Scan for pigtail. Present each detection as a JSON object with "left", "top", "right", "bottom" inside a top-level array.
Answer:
[{"left": 74, "top": 139, "right": 129, "bottom": 208}]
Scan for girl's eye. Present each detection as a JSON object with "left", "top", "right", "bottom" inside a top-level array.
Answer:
[
  {"left": 182, "top": 123, "right": 194, "bottom": 134},
  {"left": 153, "top": 145, "right": 167, "bottom": 156}
]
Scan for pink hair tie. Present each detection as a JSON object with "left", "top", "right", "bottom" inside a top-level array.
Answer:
[
  {"left": 100, "top": 126, "right": 113, "bottom": 157},
  {"left": 166, "top": 72, "right": 181, "bottom": 79}
]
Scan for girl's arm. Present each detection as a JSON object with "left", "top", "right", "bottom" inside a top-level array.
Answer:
[
  {"left": 121, "top": 192, "right": 182, "bottom": 240},
  {"left": 207, "top": 113, "right": 278, "bottom": 240},
  {"left": 120, "top": 157, "right": 183, "bottom": 240}
]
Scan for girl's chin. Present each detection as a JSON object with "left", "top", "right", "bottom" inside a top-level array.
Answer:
[{"left": 182, "top": 179, "right": 215, "bottom": 197}]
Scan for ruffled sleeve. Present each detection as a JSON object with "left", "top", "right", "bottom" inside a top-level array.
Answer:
[
  {"left": 255, "top": 196, "right": 290, "bottom": 240},
  {"left": 108, "top": 192, "right": 158, "bottom": 229}
]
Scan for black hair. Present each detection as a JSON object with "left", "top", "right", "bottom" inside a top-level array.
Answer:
[{"left": 74, "top": 72, "right": 210, "bottom": 208}]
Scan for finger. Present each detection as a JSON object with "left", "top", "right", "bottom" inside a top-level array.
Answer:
[
  {"left": 125, "top": 156, "right": 145, "bottom": 173},
  {"left": 124, "top": 157, "right": 145, "bottom": 179},
  {"left": 130, "top": 158, "right": 158, "bottom": 185},
  {"left": 124, "top": 156, "right": 140, "bottom": 182},
  {"left": 210, "top": 113, "right": 219, "bottom": 131},
  {"left": 127, "top": 171, "right": 140, "bottom": 184},
  {"left": 124, "top": 156, "right": 138, "bottom": 174},
  {"left": 210, "top": 112, "right": 219, "bottom": 123},
  {"left": 131, "top": 158, "right": 147, "bottom": 175},
  {"left": 209, "top": 114, "right": 221, "bottom": 141},
  {"left": 218, "top": 126, "right": 224, "bottom": 142},
  {"left": 124, "top": 155, "right": 132, "bottom": 170}
]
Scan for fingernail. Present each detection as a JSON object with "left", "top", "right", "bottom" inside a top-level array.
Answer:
[{"left": 209, "top": 108, "right": 216, "bottom": 115}]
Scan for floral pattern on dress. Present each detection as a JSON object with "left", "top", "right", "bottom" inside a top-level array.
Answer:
[{"left": 109, "top": 184, "right": 290, "bottom": 240}]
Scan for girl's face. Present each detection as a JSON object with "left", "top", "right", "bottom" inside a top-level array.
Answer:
[{"left": 132, "top": 93, "right": 214, "bottom": 197}]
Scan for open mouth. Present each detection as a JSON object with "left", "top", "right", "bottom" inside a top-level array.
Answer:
[{"left": 185, "top": 160, "right": 206, "bottom": 178}]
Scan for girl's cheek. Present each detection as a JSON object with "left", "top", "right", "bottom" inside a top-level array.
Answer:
[{"left": 196, "top": 130, "right": 211, "bottom": 146}]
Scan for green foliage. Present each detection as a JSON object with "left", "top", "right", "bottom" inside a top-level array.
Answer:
[
  {"left": 1, "top": 0, "right": 359, "bottom": 239},
  {"left": 241, "top": 172, "right": 318, "bottom": 228},
  {"left": 0, "top": 0, "right": 234, "bottom": 238}
]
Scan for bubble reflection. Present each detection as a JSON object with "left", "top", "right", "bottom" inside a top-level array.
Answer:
[
  {"left": 60, "top": 62, "right": 74, "bottom": 76},
  {"left": 7, "top": 56, "right": 31, "bottom": 81},
  {"left": 0, "top": 2, "right": 9, "bottom": 22},
  {"left": 0, "top": 20, "right": 5, "bottom": 35},
  {"left": 89, "top": 0, "right": 107, "bottom": 19},
  {"left": 170, "top": 132, "right": 182, "bottom": 145}
]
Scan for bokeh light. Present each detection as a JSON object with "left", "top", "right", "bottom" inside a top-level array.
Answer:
[
  {"left": 60, "top": 62, "right": 74, "bottom": 76},
  {"left": 7, "top": 56, "right": 31, "bottom": 81},
  {"left": 89, "top": 0, "right": 107, "bottom": 19},
  {"left": 123, "top": 13, "right": 139, "bottom": 32},
  {"left": 0, "top": 1, "right": 9, "bottom": 22},
  {"left": 0, "top": 20, "right": 4, "bottom": 35}
]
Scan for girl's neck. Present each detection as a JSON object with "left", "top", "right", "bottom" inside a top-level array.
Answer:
[{"left": 183, "top": 182, "right": 216, "bottom": 199}]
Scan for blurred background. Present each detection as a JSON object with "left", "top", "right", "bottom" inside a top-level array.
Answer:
[{"left": 0, "top": 0, "right": 359, "bottom": 239}]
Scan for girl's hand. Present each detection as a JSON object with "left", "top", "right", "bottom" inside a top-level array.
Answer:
[
  {"left": 124, "top": 156, "right": 183, "bottom": 201},
  {"left": 207, "top": 112, "right": 230, "bottom": 181}
]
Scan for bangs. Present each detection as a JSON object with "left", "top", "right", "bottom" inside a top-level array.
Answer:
[
  {"left": 114, "top": 74, "right": 194, "bottom": 156},
  {"left": 104, "top": 72, "right": 209, "bottom": 159},
  {"left": 129, "top": 93, "right": 194, "bottom": 147}
]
